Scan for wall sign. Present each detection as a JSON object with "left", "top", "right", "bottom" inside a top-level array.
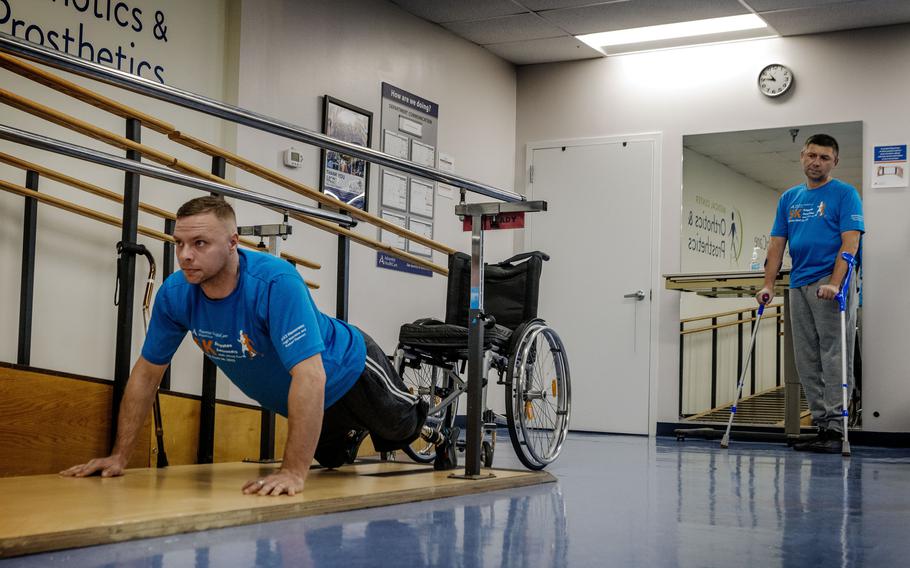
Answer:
[{"left": 377, "top": 82, "right": 438, "bottom": 276}]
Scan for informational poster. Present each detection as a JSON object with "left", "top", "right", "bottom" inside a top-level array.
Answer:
[
  {"left": 378, "top": 82, "right": 439, "bottom": 273},
  {"left": 320, "top": 96, "right": 373, "bottom": 210},
  {"left": 872, "top": 144, "right": 908, "bottom": 188},
  {"left": 409, "top": 179, "right": 434, "bottom": 218},
  {"left": 381, "top": 171, "right": 408, "bottom": 210},
  {"left": 380, "top": 210, "right": 407, "bottom": 249},
  {"left": 407, "top": 218, "right": 433, "bottom": 257}
]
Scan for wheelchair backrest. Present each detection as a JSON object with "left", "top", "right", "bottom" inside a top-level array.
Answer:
[{"left": 445, "top": 251, "right": 547, "bottom": 331}]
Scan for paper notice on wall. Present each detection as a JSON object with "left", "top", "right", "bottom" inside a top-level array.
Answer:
[
  {"left": 437, "top": 152, "right": 456, "bottom": 200},
  {"left": 872, "top": 144, "right": 908, "bottom": 188}
]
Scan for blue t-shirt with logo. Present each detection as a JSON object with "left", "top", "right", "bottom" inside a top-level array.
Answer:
[
  {"left": 770, "top": 178, "right": 864, "bottom": 288},
  {"left": 141, "top": 249, "right": 365, "bottom": 416}
]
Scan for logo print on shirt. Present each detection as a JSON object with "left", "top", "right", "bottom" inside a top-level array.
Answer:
[
  {"left": 788, "top": 203, "right": 823, "bottom": 224},
  {"left": 239, "top": 330, "right": 258, "bottom": 359},
  {"left": 192, "top": 333, "right": 216, "bottom": 356}
]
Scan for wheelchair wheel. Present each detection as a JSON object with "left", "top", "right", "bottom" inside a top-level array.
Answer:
[
  {"left": 505, "top": 321, "right": 571, "bottom": 470},
  {"left": 397, "top": 355, "right": 457, "bottom": 464}
]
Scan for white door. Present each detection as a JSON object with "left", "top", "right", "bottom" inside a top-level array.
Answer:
[{"left": 529, "top": 137, "right": 656, "bottom": 434}]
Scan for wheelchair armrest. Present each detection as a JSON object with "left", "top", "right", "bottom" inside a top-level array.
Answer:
[{"left": 498, "top": 251, "right": 550, "bottom": 266}]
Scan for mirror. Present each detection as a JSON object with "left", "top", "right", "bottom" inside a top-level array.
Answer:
[{"left": 678, "top": 121, "right": 863, "bottom": 423}]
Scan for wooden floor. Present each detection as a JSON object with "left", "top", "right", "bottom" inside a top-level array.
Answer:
[{"left": 0, "top": 460, "right": 554, "bottom": 558}]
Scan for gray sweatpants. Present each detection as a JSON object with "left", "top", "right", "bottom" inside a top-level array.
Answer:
[{"left": 788, "top": 275, "right": 858, "bottom": 433}]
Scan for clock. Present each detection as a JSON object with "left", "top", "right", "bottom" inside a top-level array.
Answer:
[{"left": 758, "top": 64, "right": 794, "bottom": 98}]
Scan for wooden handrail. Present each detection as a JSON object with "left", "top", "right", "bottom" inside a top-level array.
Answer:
[
  {"left": 0, "top": 52, "right": 175, "bottom": 134},
  {"left": 0, "top": 53, "right": 456, "bottom": 260},
  {"left": 680, "top": 303, "right": 783, "bottom": 324},
  {"left": 681, "top": 309, "right": 783, "bottom": 336},
  {"left": 169, "top": 131, "right": 457, "bottom": 256},
  {"left": 0, "top": 151, "right": 320, "bottom": 270},
  {"left": 0, "top": 85, "right": 447, "bottom": 276},
  {"left": 0, "top": 179, "right": 321, "bottom": 289}
]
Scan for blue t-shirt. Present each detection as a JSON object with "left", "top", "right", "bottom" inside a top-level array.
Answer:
[
  {"left": 141, "top": 249, "right": 365, "bottom": 416},
  {"left": 770, "top": 178, "right": 864, "bottom": 288}
]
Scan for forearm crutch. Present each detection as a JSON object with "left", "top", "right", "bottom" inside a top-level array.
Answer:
[
  {"left": 721, "top": 294, "right": 769, "bottom": 449},
  {"left": 835, "top": 251, "right": 857, "bottom": 457}
]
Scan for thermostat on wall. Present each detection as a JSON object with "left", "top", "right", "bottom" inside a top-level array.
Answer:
[{"left": 284, "top": 148, "right": 303, "bottom": 168}]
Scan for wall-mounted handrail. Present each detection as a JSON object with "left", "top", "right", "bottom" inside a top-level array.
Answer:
[
  {"left": 0, "top": 85, "right": 448, "bottom": 274},
  {"left": 0, "top": 56, "right": 455, "bottom": 256},
  {"left": 0, "top": 51, "right": 455, "bottom": 258},
  {"left": 0, "top": 151, "right": 320, "bottom": 271},
  {"left": 680, "top": 304, "right": 783, "bottom": 325},
  {"left": 0, "top": 124, "right": 354, "bottom": 227},
  {"left": 170, "top": 131, "right": 457, "bottom": 256},
  {"left": 0, "top": 32, "right": 523, "bottom": 204},
  {"left": 681, "top": 305, "right": 783, "bottom": 335}
]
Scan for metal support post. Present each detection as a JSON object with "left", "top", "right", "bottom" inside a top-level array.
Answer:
[
  {"left": 17, "top": 169, "right": 39, "bottom": 365},
  {"left": 236, "top": 221, "right": 292, "bottom": 462},
  {"left": 197, "top": 156, "right": 227, "bottom": 464},
  {"left": 111, "top": 118, "right": 142, "bottom": 451},
  {"left": 159, "top": 218, "right": 175, "bottom": 390},
  {"left": 451, "top": 200, "right": 546, "bottom": 480},
  {"left": 336, "top": 236, "right": 350, "bottom": 321}
]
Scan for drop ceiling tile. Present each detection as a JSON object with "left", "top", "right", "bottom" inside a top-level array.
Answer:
[
  {"left": 758, "top": 0, "right": 910, "bottom": 35},
  {"left": 519, "top": 0, "right": 631, "bottom": 10},
  {"left": 744, "top": 0, "right": 851, "bottom": 10},
  {"left": 539, "top": 0, "right": 750, "bottom": 35},
  {"left": 389, "top": 0, "right": 528, "bottom": 23},
  {"left": 484, "top": 35, "right": 603, "bottom": 64},
  {"left": 443, "top": 13, "right": 568, "bottom": 44}
]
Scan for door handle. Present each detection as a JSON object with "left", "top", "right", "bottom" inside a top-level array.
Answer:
[{"left": 624, "top": 289, "right": 646, "bottom": 301}]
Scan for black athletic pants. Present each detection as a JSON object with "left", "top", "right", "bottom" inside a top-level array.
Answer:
[{"left": 313, "top": 331, "right": 428, "bottom": 468}]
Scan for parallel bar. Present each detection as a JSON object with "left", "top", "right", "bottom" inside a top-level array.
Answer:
[
  {"left": 0, "top": 125, "right": 355, "bottom": 227},
  {"left": 111, "top": 118, "right": 142, "bottom": 451},
  {"left": 16, "top": 170, "right": 38, "bottom": 365},
  {"left": 0, "top": 33, "right": 521, "bottom": 203}
]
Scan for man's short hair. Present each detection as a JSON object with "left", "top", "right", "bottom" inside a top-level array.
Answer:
[
  {"left": 176, "top": 196, "right": 236, "bottom": 226},
  {"left": 804, "top": 134, "right": 839, "bottom": 157}
]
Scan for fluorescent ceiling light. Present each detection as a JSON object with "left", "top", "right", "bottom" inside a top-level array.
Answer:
[{"left": 577, "top": 14, "right": 775, "bottom": 56}]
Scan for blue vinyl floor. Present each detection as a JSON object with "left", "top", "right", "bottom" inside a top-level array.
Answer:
[{"left": 5, "top": 433, "right": 910, "bottom": 567}]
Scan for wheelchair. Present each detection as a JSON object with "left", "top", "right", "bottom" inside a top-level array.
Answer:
[{"left": 393, "top": 251, "right": 571, "bottom": 470}]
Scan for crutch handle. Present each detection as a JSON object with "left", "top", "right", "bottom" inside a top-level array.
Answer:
[
  {"left": 835, "top": 252, "right": 857, "bottom": 312},
  {"left": 757, "top": 293, "right": 769, "bottom": 315}
]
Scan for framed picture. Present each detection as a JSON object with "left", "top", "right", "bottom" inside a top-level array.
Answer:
[{"left": 320, "top": 96, "right": 373, "bottom": 211}]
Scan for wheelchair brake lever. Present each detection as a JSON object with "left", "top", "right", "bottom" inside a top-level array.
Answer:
[{"left": 482, "top": 314, "right": 497, "bottom": 329}]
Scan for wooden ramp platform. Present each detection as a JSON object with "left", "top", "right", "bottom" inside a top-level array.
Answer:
[{"left": 0, "top": 461, "right": 554, "bottom": 558}]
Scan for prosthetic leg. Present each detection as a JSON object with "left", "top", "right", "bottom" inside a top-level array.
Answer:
[{"left": 421, "top": 425, "right": 460, "bottom": 470}]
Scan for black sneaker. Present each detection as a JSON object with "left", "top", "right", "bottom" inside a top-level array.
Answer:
[
  {"left": 433, "top": 427, "right": 460, "bottom": 471},
  {"left": 344, "top": 429, "right": 369, "bottom": 465},
  {"left": 793, "top": 428, "right": 828, "bottom": 451},
  {"left": 805, "top": 430, "right": 843, "bottom": 454}
]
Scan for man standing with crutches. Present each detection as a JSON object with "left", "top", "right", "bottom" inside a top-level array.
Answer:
[{"left": 756, "top": 134, "right": 864, "bottom": 454}]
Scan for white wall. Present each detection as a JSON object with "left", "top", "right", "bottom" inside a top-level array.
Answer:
[
  {"left": 516, "top": 25, "right": 910, "bottom": 433},
  {"left": 0, "top": 0, "right": 233, "bottom": 392}
]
